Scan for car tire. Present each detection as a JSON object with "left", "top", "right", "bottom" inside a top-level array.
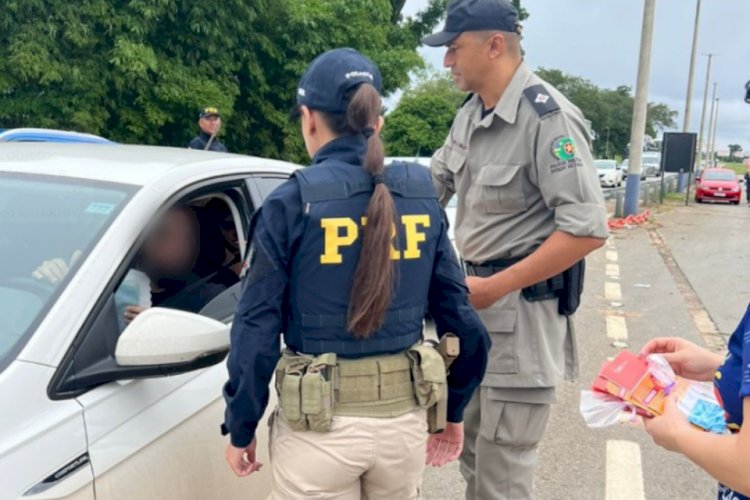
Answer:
[{"left": 695, "top": 197, "right": 702, "bottom": 203}]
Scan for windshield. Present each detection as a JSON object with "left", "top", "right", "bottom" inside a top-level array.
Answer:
[
  {"left": 703, "top": 171, "right": 737, "bottom": 182},
  {"left": 595, "top": 160, "right": 616, "bottom": 170},
  {"left": 0, "top": 174, "right": 134, "bottom": 365},
  {"left": 643, "top": 156, "right": 660, "bottom": 166}
]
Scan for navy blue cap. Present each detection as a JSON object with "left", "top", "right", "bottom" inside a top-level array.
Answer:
[
  {"left": 295, "top": 48, "right": 382, "bottom": 114},
  {"left": 199, "top": 106, "right": 221, "bottom": 119},
  {"left": 422, "top": 0, "right": 520, "bottom": 47}
]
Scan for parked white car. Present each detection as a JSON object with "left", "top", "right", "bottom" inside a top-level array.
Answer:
[
  {"left": 0, "top": 144, "right": 298, "bottom": 500},
  {"left": 595, "top": 159, "right": 623, "bottom": 187}
]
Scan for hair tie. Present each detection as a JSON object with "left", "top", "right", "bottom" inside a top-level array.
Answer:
[
  {"left": 372, "top": 174, "right": 385, "bottom": 185},
  {"left": 361, "top": 126, "right": 375, "bottom": 139}
]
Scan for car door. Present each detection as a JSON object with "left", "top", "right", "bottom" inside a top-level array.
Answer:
[{"left": 50, "top": 179, "right": 274, "bottom": 500}]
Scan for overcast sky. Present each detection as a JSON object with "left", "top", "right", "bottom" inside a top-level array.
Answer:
[{"left": 402, "top": 0, "right": 749, "bottom": 154}]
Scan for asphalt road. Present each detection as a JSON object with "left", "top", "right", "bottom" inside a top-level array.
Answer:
[{"left": 422, "top": 198, "right": 748, "bottom": 499}]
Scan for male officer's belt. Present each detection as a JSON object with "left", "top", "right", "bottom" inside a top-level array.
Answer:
[
  {"left": 274, "top": 346, "right": 446, "bottom": 433},
  {"left": 465, "top": 257, "right": 563, "bottom": 301}
]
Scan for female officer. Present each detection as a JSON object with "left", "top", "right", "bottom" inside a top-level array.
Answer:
[
  {"left": 640, "top": 305, "right": 750, "bottom": 499},
  {"left": 221, "top": 48, "right": 490, "bottom": 499}
]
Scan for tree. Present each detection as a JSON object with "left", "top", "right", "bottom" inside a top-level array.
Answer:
[
  {"left": 728, "top": 144, "right": 743, "bottom": 159},
  {"left": 383, "top": 70, "right": 465, "bottom": 156},
  {"left": 536, "top": 68, "right": 677, "bottom": 158},
  {"left": 0, "top": 0, "right": 446, "bottom": 162}
]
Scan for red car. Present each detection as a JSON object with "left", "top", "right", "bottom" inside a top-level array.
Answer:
[{"left": 694, "top": 168, "right": 742, "bottom": 204}]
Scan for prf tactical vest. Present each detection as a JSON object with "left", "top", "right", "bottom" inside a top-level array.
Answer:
[{"left": 285, "top": 160, "right": 441, "bottom": 358}]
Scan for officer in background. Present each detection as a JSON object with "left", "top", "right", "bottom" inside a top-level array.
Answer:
[
  {"left": 423, "top": 1, "right": 609, "bottom": 498},
  {"left": 188, "top": 106, "right": 227, "bottom": 152},
  {"left": 221, "top": 48, "right": 490, "bottom": 499}
]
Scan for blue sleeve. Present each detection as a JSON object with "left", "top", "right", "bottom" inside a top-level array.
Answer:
[
  {"left": 427, "top": 209, "right": 490, "bottom": 423},
  {"left": 740, "top": 307, "right": 750, "bottom": 399},
  {"left": 188, "top": 137, "right": 203, "bottom": 149},
  {"left": 221, "top": 179, "right": 303, "bottom": 448}
]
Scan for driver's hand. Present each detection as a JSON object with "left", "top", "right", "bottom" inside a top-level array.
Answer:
[
  {"left": 124, "top": 305, "right": 148, "bottom": 325},
  {"left": 32, "top": 250, "right": 82, "bottom": 284}
]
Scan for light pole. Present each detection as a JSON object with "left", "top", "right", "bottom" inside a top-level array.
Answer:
[
  {"left": 706, "top": 83, "right": 717, "bottom": 166},
  {"left": 624, "top": 0, "right": 656, "bottom": 216},
  {"left": 683, "top": 0, "right": 702, "bottom": 132},
  {"left": 709, "top": 97, "right": 720, "bottom": 166},
  {"left": 605, "top": 127, "right": 611, "bottom": 158},
  {"left": 696, "top": 54, "right": 714, "bottom": 170}
]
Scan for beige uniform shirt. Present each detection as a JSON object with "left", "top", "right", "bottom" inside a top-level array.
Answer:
[
  {"left": 431, "top": 63, "right": 608, "bottom": 400},
  {"left": 431, "top": 63, "right": 609, "bottom": 263}
]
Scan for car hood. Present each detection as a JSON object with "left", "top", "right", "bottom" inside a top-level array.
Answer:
[{"left": 701, "top": 180, "right": 739, "bottom": 188}]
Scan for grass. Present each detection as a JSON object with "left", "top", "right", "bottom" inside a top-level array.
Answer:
[
  {"left": 721, "top": 162, "right": 747, "bottom": 176},
  {"left": 664, "top": 191, "right": 687, "bottom": 202}
]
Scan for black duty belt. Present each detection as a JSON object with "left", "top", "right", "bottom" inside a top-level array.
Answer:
[{"left": 464, "top": 256, "right": 563, "bottom": 302}]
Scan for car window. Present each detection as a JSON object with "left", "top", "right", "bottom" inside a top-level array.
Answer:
[
  {"left": 111, "top": 196, "right": 243, "bottom": 330},
  {"left": 703, "top": 171, "right": 736, "bottom": 181},
  {"left": 254, "top": 176, "right": 289, "bottom": 200},
  {"left": 0, "top": 174, "right": 134, "bottom": 366},
  {"left": 595, "top": 160, "right": 616, "bottom": 170}
]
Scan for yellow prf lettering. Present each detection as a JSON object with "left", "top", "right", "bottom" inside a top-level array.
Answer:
[
  {"left": 320, "top": 218, "right": 358, "bottom": 264},
  {"left": 321, "top": 214, "right": 431, "bottom": 263},
  {"left": 361, "top": 216, "right": 401, "bottom": 260},
  {"left": 401, "top": 214, "right": 430, "bottom": 259}
]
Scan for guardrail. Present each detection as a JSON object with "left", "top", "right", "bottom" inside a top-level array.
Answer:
[{"left": 604, "top": 174, "right": 681, "bottom": 218}]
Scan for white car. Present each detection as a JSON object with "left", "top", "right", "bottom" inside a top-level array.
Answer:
[
  {"left": 595, "top": 159, "right": 623, "bottom": 187},
  {"left": 0, "top": 144, "right": 298, "bottom": 500}
]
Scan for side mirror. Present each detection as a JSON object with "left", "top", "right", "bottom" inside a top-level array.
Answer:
[{"left": 115, "top": 307, "right": 229, "bottom": 367}]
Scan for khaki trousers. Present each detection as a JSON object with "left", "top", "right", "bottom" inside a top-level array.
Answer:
[
  {"left": 270, "top": 409, "right": 427, "bottom": 500},
  {"left": 460, "top": 388, "right": 551, "bottom": 500}
]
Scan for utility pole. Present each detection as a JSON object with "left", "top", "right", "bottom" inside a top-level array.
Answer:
[
  {"left": 709, "top": 97, "right": 720, "bottom": 166},
  {"left": 624, "top": 0, "right": 656, "bottom": 216},
  {"left": 683, "top": 0, "right": 701, "bottom": 132},
  {"left": 605, "top": 127, "right": 610, "bottom": 158},
  {"left": 696, "top": 54, "right": 714, "bottom": 170},
  {"left": 706, "top": 83, "right": 718, "bottom": 166}
]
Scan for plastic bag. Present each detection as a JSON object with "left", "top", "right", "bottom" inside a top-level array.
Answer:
[
  {"left": 580, "top": 353, "right": 727, "bottom": 434},
  {"left": 579, "top": 390, "right": 636, "bottom": 428}
]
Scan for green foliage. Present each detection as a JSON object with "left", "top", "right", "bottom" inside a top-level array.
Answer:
[
  {"left": 728, "top": 144, "right": 743, "bottom": 159},
  {"left": 0, "top": 0, "right": 445, "bottom": 162},
  {"left": 536, "top": 68, "right": 677, "bottom": 159},
  {"left": 383, "top": 70, "right": 466, "bottom": 156}
]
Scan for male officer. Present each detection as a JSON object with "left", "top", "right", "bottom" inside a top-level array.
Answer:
[
  {"left": 423, "top": 1, "right": 609, "bottom": 498},
  {"left": 188, "top": 106, "right": 227, "bottom": 152}
]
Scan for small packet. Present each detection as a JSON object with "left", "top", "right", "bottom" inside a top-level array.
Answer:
[{"left": 580, "top": 350, "right": 728, "bottom": 434}]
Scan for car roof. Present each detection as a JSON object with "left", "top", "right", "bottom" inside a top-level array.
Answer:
[
  {"left": 0, "top": 127, "right": 112, "bottom": 144},
  {"left": 0, "top": 143, "right": 299, "bottom": 185}
]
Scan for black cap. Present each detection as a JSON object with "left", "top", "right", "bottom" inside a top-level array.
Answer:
[
  {"left": 199, "top": 106, "right": 221, "bottom": 119},
  {"left": 295, "top": 48, "right": 382, "bottom": 114},
  {"left": 422, "top": 0, "right": 520, "bottom": 47}
]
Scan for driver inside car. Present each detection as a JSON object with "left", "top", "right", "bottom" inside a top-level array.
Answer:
[{"left": 32, "top": 205, "right": 238, "bottom": 326}]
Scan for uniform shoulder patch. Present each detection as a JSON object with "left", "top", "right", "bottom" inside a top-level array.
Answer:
[{"left": 523, "top": 85, "right": 560, "bottom": 118}]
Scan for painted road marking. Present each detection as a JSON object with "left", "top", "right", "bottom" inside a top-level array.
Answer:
[
  {"left": 605, "top": 282, "right": 622, "bottom": 301},
  {"left": 606, "top": 315, "right": 628, "bottom": 340},
  {"left": 605, "top": 440, "right": 645, "bottom": 500},
  {"left": 606, "top": 250, "right": 619, "bottom": 262},
  {"left": 606, "top": 263, "right": 620, "bottom": 278}
]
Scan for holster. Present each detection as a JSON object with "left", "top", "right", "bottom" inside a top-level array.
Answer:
[{"left": 423, "top": 334, "right": 459, "bottom": 434}]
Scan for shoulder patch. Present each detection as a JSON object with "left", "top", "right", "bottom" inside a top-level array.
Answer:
[{"left": 523, "top": 85, "right": 560, "bottom": 118}]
